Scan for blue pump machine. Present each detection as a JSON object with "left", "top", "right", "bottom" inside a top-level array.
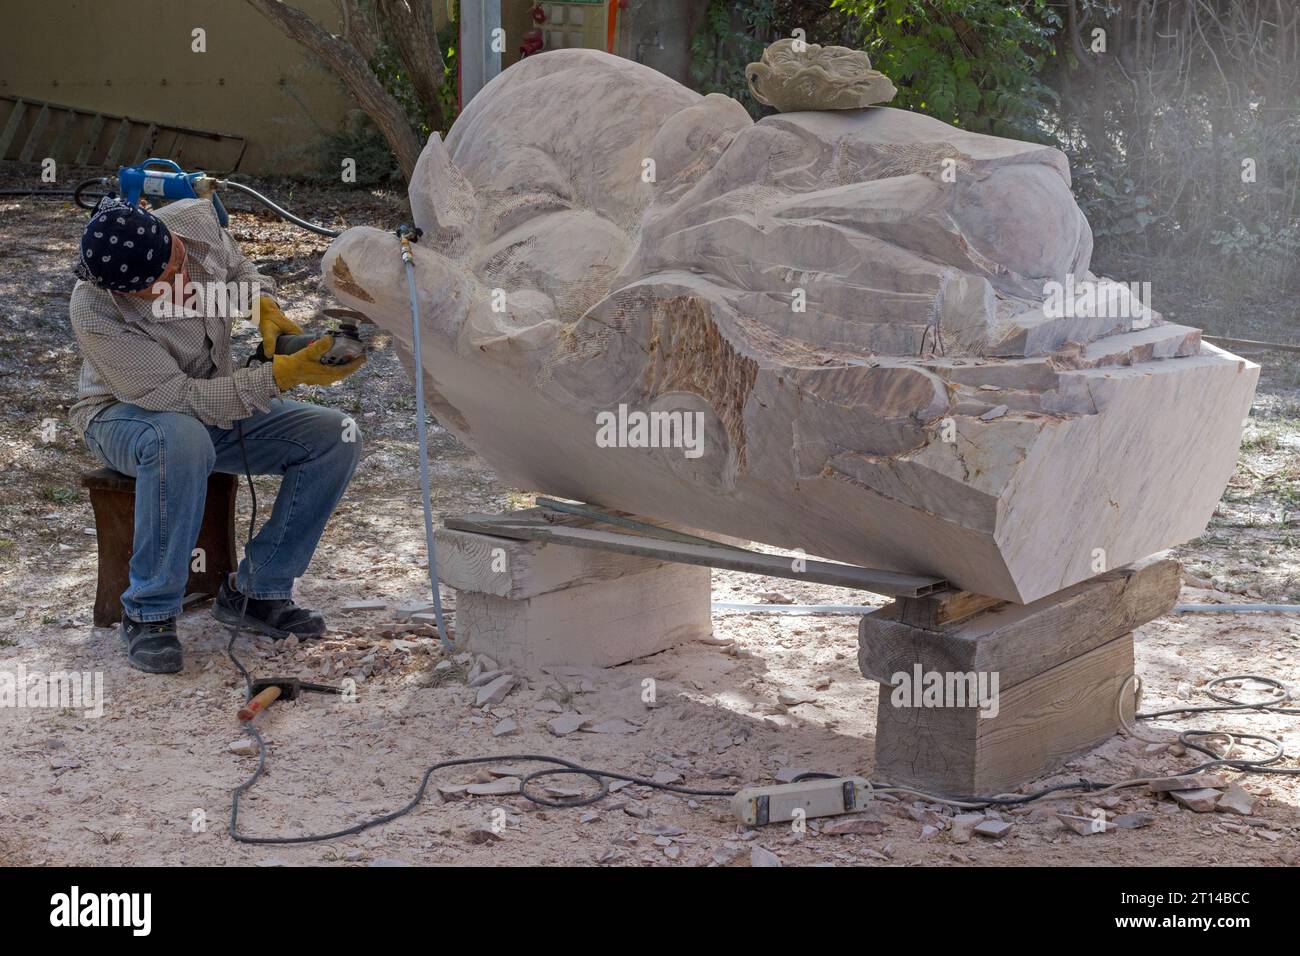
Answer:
[
  {"left": 89, "top": 158, "right": 339, "bottom": 238},
  {"left": 117, "top": 158, "right": 229, "bottom": 225}
]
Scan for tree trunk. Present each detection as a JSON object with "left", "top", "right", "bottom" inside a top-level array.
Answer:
[
  {"left": 340, "top": 0, "right": 383, "bottom": 62},
  {"left": 245, "top": 0, "right": 423, "bottom": 179},
  {"left": 377, "top": 0, "right": 448, "bottom": 134}
]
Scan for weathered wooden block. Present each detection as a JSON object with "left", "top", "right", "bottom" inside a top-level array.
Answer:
[
  {"left": 437, "top": 509, "right": 711, "bottom": 671},
  {"left": 860, "top": 555, "right": 1180, "bottom": 796},
  {"left": 82, "top": 467, "right": 237, "bottom": 627}
]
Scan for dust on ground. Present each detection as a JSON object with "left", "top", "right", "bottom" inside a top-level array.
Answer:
[{"left": 1, "top": 171, "right": 1297, "bottom": 867}]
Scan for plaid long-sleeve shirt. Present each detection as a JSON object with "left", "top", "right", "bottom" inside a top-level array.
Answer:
[{"left": 68, "top": 199, "right": 281, "bottom": 437}]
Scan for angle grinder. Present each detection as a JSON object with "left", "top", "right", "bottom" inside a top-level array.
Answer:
[{"left": 248, "top": 307, "right": 371, "bottom": 366}]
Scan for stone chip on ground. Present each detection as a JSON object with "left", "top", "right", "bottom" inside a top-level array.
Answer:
[
  {"left": 466, "top": 777, "right": 521, "bottom": 796},
  {"left": 750, "top": 846, "right": 782, "bottom": 867},
  {"left": 469, "top": 668, "right": 506, "bottom": 688},
  {"left": 973, "top": 819, "right": 1012, "bottom": 839},
  {"left": 949, "top": 813, "right": 985, "bottom": 844},
  {"left": 822, "top": 816, "right": 887, "bottom": 836},
  {"left": 1149, "top": 773, "right": 1228, "bottom": 793},
  {"left": 1169, "top": 788, "right": 1222, "bottom": 813},
  {"left": 1214, "top": 782, "right": 1257, "bottom": 816},
  {"left": 474, "top": 673, "right": 517, "bottom": 707},
  {"left": 711, "top": 846, "right": 741, "bottom": 865},
  {"left": 1111, "top": 812, "right": 1156, "bottom": 829},
  {"left": 582, "top": 718, "right": 640, "bottom": 735},
  {"left": 341, "top": 600, "right": 387, "bottom": 612},
  {"left": 547, "top": 713, "right": 585, "bottom": 736},
  {"left": 1057, "top": 813, "right": 1105, "bottom": 835}
]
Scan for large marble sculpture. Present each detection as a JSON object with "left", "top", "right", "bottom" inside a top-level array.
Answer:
[{"left": 323, "top": 48, "right": 1258, "bottom": 604}]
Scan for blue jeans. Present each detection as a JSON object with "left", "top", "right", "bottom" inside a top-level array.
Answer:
[{"left": 83, "top": 399, "right": 361, "bottom": 622}]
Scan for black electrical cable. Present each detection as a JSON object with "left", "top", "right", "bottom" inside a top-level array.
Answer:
[
  {"left": 222, "top": 358, "right": 734, "bottom": 844},
  {"left": 1135, "top": 675, "right": 1300, "bottom": 778},
  {"left": 0, "top": 187, "right": 76, "bottom": 197},
  {"left": 224, "top": 445, "right": 1300, "bottom": 836},
  {"left": 217, "top": 179, "right": 341, "bottom": 238},
  {"left": 225, "top": 491, "right": 1300, "bottom": 839},
  {"left": 74, "top": 177, "right": 113, "bottom": 209}
]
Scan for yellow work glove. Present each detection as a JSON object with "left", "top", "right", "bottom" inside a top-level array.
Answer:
[
  {"left": 253, "top": 296, "right": 302, "bottom": 356},
  {"left": 272, "top": 336, "right": 366, "bottom": 390}
]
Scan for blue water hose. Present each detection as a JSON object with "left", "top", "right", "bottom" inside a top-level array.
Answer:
[{"left": 399, "top": 227, "right": 452, "bottom": 652}]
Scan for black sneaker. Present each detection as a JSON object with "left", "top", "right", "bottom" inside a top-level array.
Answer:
[
  {"left": 120, "top": 616, "right": 183, "bottom": 674},
  {"left": 211, "top": 578, "right": 326, "bottom": 640}
]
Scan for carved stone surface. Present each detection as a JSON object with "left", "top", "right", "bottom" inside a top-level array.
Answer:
[
  {"left": 746, "top": 38, "right": 897, "bottom": 112},
  {"left": 323, "top": 48, "right": 1258, "bottom": 604}
]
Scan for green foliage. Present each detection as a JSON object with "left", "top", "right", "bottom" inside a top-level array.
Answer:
[
  {"left": 319, "top": 125, "right": 402, "bottom": 186},
  {"left": 690, "top": 0, "right": 784, "bottom": 116},
  {"left": 369, "top": 40, "right": 431, "bottom": 140},
  {"left": 1210, "top": 223, "right": 1300, "bottom": 288},
  {"left": 319, "top": 5, "right": 460, "bottom": 186},
  {"left": 1071, "top": 165, "right": 1156, "bottom": 239},
  {"left": 833, "top": 0, "right": 1059, "bottom": 139},
  {"left": 434, "top": 9, "right": 460, "bottom": 134}
]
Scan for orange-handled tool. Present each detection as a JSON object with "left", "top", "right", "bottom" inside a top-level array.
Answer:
[
  {"left": 238, "top": 685, "right": 281, "bottom": 721},
  {"left": 236, "top": 677, "right": 343, "bottom": 722}
]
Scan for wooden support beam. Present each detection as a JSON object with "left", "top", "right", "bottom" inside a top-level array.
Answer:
[
  {"left": 48, "top": 109, "right": 78, "bottom": 165},
  {"left": 75, "top": 113, "right": 106, "bottom": 166},
  {"left": 873, "top": 633, "right": 1135, "bottom": 797},
  {"left": 104, "top": 118, "right": 132, "bottom": 168},
  {"left": 0, "top": 98, "right": 26, "bottom": 158},
  {"left": 860, "top": 555, "right": 1181, "bottom": 796},
  {"left": 17, "top": 103, "right": 50, "bottom": 162},
  {"left": 132, "top": 123, "right": 159, "bottom": 165},
  {"left": 859, "top": 555, "right": 1180, "bottom": 689}
]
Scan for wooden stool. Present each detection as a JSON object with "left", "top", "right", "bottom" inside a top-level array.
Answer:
[{"left": 81, "top": 467, "right": 239, "bottom": 627}]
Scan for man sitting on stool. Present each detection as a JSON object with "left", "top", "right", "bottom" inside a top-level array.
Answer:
[{"left": 69, "top": 196, "right": 365, "bottom": 674}]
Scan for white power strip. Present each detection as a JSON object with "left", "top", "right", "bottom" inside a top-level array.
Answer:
[{"left": 732, "top": 776, "right": 874, "bottom": 826}]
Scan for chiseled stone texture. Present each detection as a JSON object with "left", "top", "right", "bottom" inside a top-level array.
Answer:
[{"left": 323, "top": 48, "right": 1258, "bottom": 603}]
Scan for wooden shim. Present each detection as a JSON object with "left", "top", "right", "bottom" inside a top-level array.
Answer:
[
  {"left": 891, "top": 590, "right": 1005, "bottom": 630},
  {"left": 859, "top": 554, "right": 1179, "bottom": 690},
  {"left": 444, "top": 515, "right": 947, "bottom": 597},
  {"left": 873, "top": 633, "right": 1134, "bottom": 796}
]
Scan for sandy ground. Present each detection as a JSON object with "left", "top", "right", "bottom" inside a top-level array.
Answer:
[{"left": 1, "top": 173, "right": 1299, "bottom": 867}]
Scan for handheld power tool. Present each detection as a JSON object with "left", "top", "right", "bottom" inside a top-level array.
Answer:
[{"left": 247, "top": 307, "right": 370, "bottom": 367}]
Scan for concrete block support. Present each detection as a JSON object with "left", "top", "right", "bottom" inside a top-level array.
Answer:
[{"left": 436, "top": 510, "right": 711, "bottom": 670}]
